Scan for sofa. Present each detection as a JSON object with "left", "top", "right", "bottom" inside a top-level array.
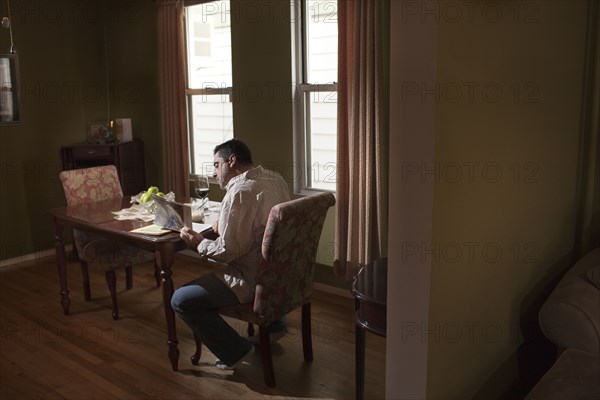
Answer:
[{"left": 525, "top": 247, "right": 600, "bottom": 399}]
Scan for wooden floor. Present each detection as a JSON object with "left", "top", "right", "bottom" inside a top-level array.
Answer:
[{"left": 0, "top": 254, "right": 385, "bottom": 400}]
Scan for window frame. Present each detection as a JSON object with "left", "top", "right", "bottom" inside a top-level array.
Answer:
[
  {"left": 183, "top": 1, "right": 234, "bottom": 180},
  {"left": 292, "top": 0, "right": 338, "bottom": 195}
]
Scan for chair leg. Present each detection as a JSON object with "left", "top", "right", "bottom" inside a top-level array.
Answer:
[
  {"left": 258, "top": 326, "right": 276, "bottom": 387},
  {"left": 153, "top": 260, "right": 161, "bottom": 287},
  {"left": 302, "top": 303, "right": 313, "bottom": 362},
  {"left": 125, "top": 265, "right": 133, "bottom": 289},
  {"left": 105, "top": 270, "right": 119, "bottom": 320},
  {"left": 191, "top": 333, "right": 202, "bottom": 366},
  {"left": 69, "top": 230, "right": 80, "bottom": 262},
  {"left": 80, "top": 260, "right": 92, "bottom": 301}
]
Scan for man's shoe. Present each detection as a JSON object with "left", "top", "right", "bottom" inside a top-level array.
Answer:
[{"left": 215, "top": 346, "right": 254, "bottom": 370}]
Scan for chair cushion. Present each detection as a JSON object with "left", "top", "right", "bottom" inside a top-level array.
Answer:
[
  {"left": 80, "top": 239, "right": 154, "bottom": 270},
  {"left": 73, "top": 230, "right": 101, "bottom": 255}
]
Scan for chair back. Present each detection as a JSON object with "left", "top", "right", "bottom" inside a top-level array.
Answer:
[
  {"left": 253, "top": 192, "right": 336, "bottom": 322},
  {"left": 59, "top": 165, "right": 123, "bottom": 206}
]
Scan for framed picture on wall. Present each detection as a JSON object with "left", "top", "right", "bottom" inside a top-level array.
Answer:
[
  {"left": 87, "top": 121, "right": 115, "bottom": 144},
  {"left": 0, "top": 54, "right": 22, "bottom": 125}
]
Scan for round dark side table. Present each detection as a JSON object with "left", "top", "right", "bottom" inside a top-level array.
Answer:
[{"left": 352, "top": 257, "right": 387, "bottom": 400}]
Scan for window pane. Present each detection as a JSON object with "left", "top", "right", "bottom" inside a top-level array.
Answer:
[
  {"left": 189, "top": 94, "right": 234, "bottom": 176},
  {"left": 306, "top": 90, "right": 337, "bottom": 191},
  {"left": 305, "top": 0, "right": 338, "bottom": 84},
  {"left": 186, "top": 1, "right": 234, "bottom": 177},
  {"left": 186, "top": 1, "right": 232, "bottom": 89}
]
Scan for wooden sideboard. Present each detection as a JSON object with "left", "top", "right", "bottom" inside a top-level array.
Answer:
[{"left": 60, "top": 140, "right": 146, "bottom": 196}]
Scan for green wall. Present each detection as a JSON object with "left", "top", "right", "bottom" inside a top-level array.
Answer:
[
  {"left": 426, "top": 1, "right": 589, "bottom": 398},
  {"left": 104, "top": 1, "right": 162, "bottom": 188},
  {"left": 0, "top": 0, "right": 160, "bottom": 261}
]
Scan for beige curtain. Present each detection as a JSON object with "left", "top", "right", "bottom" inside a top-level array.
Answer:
[
  {"left": 334, "top": 0, "right": 388, "bottom": 279},
  {"left": 157, "top": 0, "right": 189, "bottom": 200},
  {"left": 575, "top": 0, "right": 600, "bottom": 258}
]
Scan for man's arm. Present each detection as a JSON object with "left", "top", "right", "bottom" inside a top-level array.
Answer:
[
  {"left": 180, "top": 227, "right": 204, "bottom": 249},
  {"left": 198, "top": 190, "right": 257, "bottom": 263}
]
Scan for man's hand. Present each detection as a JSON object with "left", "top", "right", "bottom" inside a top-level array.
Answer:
[
  {"left": 212, "top": 219, "right": 219, "bottom": 234},
  {"left": 180, "top": 227, "right": 204, "bottom": 249}
]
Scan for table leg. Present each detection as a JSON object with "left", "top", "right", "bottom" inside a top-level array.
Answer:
[
  {"left": 355, "top": 312, "right": 366, "bottom": 400},
  {"left": 53, "top": 217, "right": 70, "bottom": 315},
  {"left": 156, "top": 244, "right": 180, "bottom": 371}
]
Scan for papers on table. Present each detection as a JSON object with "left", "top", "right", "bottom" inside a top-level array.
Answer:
[
  {"left": 130, "top": 224, "right": 171, "bottom": 236},
  {"left": 113, "top": 201, "right": 219, "bottom": 228},
  {"left": 112, "top": 204, "right": 155, "bottom": 222}
]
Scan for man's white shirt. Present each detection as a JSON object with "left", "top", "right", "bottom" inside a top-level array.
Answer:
[{"left": 197, "top": 166, "right": 290, "bottom": 303}]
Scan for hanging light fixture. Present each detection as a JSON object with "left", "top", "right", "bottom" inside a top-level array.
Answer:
[
  {"left": 1, "top": 0, "right": 22, "bottom": 124},
  {"left": 1, "top": 0, "right": 15, "bottom": 54}
]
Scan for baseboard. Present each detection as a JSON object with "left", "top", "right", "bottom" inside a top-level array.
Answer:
[{"left": 0, "top": 246, "right": 72, "bottom": 269}]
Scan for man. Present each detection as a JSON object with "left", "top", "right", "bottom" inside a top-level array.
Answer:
[{"left": 172, "top": 139, "right": 290, "bottom": 369}]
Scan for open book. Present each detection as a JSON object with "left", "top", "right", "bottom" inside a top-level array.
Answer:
[{"left": 151, "top": 194, "right": 192, "bottom": 232}]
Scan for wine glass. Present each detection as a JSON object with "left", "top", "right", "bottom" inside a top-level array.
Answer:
[{"left": 193, "top": 175, "right": 210, "bottom": 209}]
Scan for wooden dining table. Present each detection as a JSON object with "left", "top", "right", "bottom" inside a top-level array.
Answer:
[{"left": 48, "top": 197, "right": 188, "bottom": 371}]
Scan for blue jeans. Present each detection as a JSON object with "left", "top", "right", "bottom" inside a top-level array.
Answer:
[{"left": 170, "top": 273, "right": 252, "bottom": 366}]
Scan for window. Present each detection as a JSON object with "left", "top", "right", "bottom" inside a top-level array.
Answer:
[
  {"left": 185, "top": 1, "right": 234, "bottom": 177},
  {"left": 293, "top": 0, "right": 338, "bottom": 193}
]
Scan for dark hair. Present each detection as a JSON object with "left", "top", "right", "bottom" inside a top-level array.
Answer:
[{"left": 214, "top": 139, "right": 253, "bottom": 165}]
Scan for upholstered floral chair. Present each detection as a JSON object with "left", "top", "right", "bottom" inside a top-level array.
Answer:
[
  {"left": 191, "top": 192, "right": 336, "bottom": 387},
  {"left": 59, "top": 165, "right": 158, "bottom": 320}
]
